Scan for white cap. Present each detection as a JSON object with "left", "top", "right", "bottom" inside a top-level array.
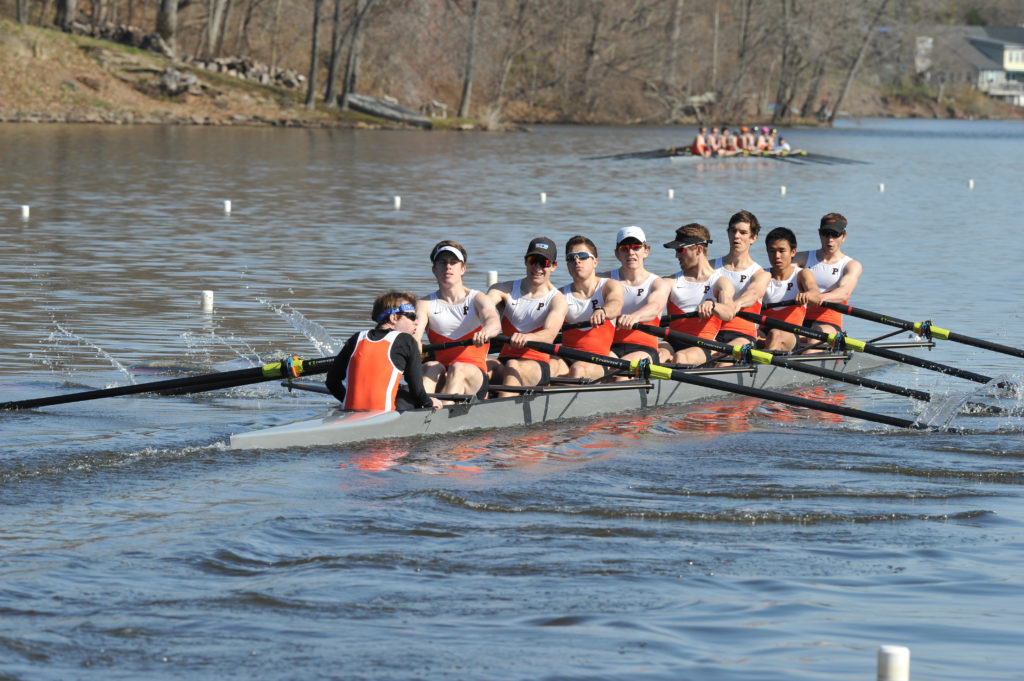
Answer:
[{"left": 616, "top": 225, "right": 647, "bottom": 244}]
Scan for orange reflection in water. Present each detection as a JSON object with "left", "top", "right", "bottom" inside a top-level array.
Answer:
[{"left": 666, "top": 397, "right": 761, "bottom": 433}]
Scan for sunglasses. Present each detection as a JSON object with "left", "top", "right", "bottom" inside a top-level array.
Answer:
[
  {"left": 819, "top": 230, "right": 843, "bottom": 239},
  {"left": 566, "top": 252, "right": 595, "bottom": 263},
  {"left": 674, "top": 242, "right": 707, "bottom": 252},
  {"left": 399, "top": 311, "right": 417, "bottom": 322},
  {"left": 525, "top": 255, "right": 553, "bottom": 268},
  {"left": 616, "top": 243, "right": 645, "bottom": 252}
]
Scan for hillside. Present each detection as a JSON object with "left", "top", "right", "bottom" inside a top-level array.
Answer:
[
  {"left": 1, "top": 19, "right": 1021, "bottom": 128},
  {"left": 0, "top": 19, "right": 440, "bottom": 128}
]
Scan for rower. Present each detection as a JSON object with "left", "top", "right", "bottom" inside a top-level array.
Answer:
[
  {"left": 776, "top": 136, "right": 792, "bottom": 153},
  {"left": 692, "top": 126, "right": 710, "bottom": 158},
  {"left": 550, "top": 235, "right": 624, "bottom": 380},
  {"left": 795, "top": 213, "right": 863, "bottom": 347},
  {"left": 601, "top": 226, "right": 671, "bottom": 373},
  {"left": 326, "top": 290, "right": 442, "bottom": 411},
  {"left": 661, "top": 223, "right": 735, "bottom": 365},
  {"left": 718, "top": 127, "right": 740, "bottom": 157},
  {"left": 486, "top": 237, "right": 568, "bottom": 397},
  {"left": 759, "top": 227, "right": 820, "bottom": 351},
  {"left": 740, "top": 126, "right": 755, "bottom": 152},
  {"left": 712, "top": 210, "right": 771, "bottom": 351},
  {"left": 755, "top": 126, "right": 770, "bottom": 151},
  {"left": 415, "top": 240, "right": 502, "bottom": 401},
  {"left": 707, "top": 126, "right": 721, "bottom": 155}
]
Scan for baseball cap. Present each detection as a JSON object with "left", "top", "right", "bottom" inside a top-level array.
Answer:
[
  {"left": 615, "top": 225, "right": 647, "bottom": 244},
  {"left": 819, "top": 214, "right": 847, "bottom": 233},
  {"left": 525, "top": 236, "right": 557, "bottom": 261}
]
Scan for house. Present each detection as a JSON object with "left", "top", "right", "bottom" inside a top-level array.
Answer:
[{"left": 914, "top": 26, "right": 1024, "bottom": 106}]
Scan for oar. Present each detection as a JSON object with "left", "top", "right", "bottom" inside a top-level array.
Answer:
[
  {"left": 422, "top": 338, "right": 476, "bottom": 354},
  {"left": 0, "top": 356, "right": 335, "bottom": 411},
  {"left": 584, "top": 146, "right": 691, "bottom": 161},
  {"left": 820, "top": 302, "right": 1024, "bottom": 361},
  {"left": 738, "top": 311, "right": 995, "bottom": 384},
  {"left": 514, "top": 338, "right": 936, "bottom": 430},
  {"left": 633, "top": 323, "right": 930, "bottom": 402}
]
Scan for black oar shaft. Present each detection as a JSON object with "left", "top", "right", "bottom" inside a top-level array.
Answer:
[
  {"left": 0, "top": 357, "right": 335, "bottom": 411},
  {"left": 823, "top": 302, "right": 1024, "bottom": 360},
  {"left": 635, "top": 323, "right": 930, "bottom": 401},
  {"left": 521, "top": 339, "right": 928, "bottom": 430},
  {"left": 739, "top": 311, "right": 993, "bottom": 384}
]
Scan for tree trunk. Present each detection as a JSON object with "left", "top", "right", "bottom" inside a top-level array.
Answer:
[
  {"left": 799, "top": 61, "right": 826, "bottom": 118},
  {"left": 206, "top": 0, "right": 229, "bottom": 57},
  {"left": 457, "top": 0, "right": 481, "bottom": 118},
  {"left": 269, "top": 0, "right": 284, "bottom": 72},
  {"left": 325, "top": 0, "right": 350, "bottom": 107},
  {"left": 17, "top": 0, "right": 28, "bottom": 23},
  {"left": 55, "top": 0, "right": 78, "bottom": 29},
  {"left": 829, "top": 0, "right": 891, "bottom": 125},
  {"left": 306, "top": 0, "right": 325, "bottom": 109},
  {"left": 340, "top": 0, "right": 374, "bottom": 108},
  {"left": 156, "top": 0, "right": 178, "bottom": 55}
]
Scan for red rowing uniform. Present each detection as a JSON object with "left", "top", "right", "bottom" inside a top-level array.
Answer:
[
  {"left": 667, "top": 270, "right": 722, "bottom": 340},
  {"left": 803, "top": 251, "right": 852, "bottom": 328},
  {"left": 561, "top": 279, "right": 614, "bottom": 355},
  {"left": 426, "top": 289, "right": 488, "bottom": 372},
  {"left": 610, "top": 269, "right": 661, "bottom": 350},
  {"left": 499, "top": 279, "right": 561, "bottom": 364},
  {"left": 342, "top": 330, "right": 403, "bottom": 411},
  {"left": 713, "top": 257, "right": 763, "bottom": 338},
  {"left": 762, "top": 267, "right": 806, "bottom": 326}
]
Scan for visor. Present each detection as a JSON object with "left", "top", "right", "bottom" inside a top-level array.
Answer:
[
  {"left": 663, "top": 235, "right": 713, "bottom": 250},
  {"left": 376, "top": 301, "right": 416, "bottom": 323}
]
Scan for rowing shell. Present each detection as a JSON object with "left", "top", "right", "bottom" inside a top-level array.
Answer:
[{"left": 229, "top": 347, "right": 911, "bottom": 450}]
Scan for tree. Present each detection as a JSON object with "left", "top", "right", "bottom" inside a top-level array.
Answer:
[
  {"left": 340, "top": 0, "right": 375, "bottom": 107},
  {"left": 156, "top": 0, "right": 179, "bottom": 55},
  {"left": 457, "top": 0, "right": 481, "bottom": 118},
  {"left": 207, "top": 0, "right": 230, "bottom": 57},
  {"left": 324, "top": 0, "right": 352, "bottom": 107},
  {"left": 829, "top": 0, "right": 892, "bottom": 125},
  {"left": 54, "top": 0, "right": 78, "bottom": 29},
  {"left": 306, "top": 0, "right": 325, "bottom": 108}
]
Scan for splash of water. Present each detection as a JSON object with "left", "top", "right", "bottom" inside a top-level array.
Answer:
[
  {"left": 35, "top": 321, "right": 137, "bottom": 384},
  {"left": 916, "top": 374, "right": 1024, "bottom": 428},
  {"left": 259, "top": 298, "right": 341, "bottom": 355},
  {"left": 181, "top": 329, "right": 264, "bottom": 368}
]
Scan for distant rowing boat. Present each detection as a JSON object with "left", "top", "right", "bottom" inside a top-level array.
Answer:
[
  {"left": 585, "top": 147, "right": 865, "bottom": 165},
  {"left": 229, "top": 344, "right": 920, "bottom": 450},
  {"left": 344, "top": 93, "right": 433, "bottom": 129}
]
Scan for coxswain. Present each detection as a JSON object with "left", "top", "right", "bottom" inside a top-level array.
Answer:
[
  {"left": 661, "top": 223, "right": 735, "bottom": 365},
  {"left": 712, "top": 210, "right": 771, "bottom": 351},
  {"left": 415, "top": 240, "right": 502, "bottom": 401},
  {"left": 326, "top": 290, "right": 442, "bottom": 411},
  {"left": 600, "top": 226, "right": 671, "bottom": 373},
  {"left": 776, "top": 136, "right": 792, "bottom": 153},
  {"left": 795, "top": 213, "right": 863, "bottom": 345},
  {"left": 550, "top": 235, "right": 624, "bottom": 380},
  {"left": 759, "top": 227, "right": 820, "bottom": 351},
  {"left": 487, "top": 237, "right": 568, "bottom": 396},
  {"left": 692, "top": 126, "right": 710, "bottom": 158}
]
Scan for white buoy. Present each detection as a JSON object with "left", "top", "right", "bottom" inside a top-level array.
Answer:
[
  {"left": 878, "top": 183, "right": 885, "bottom": 192},
  {"left": 486, "top": 270, "right": 498, "bottom": 287},
  {"left": 667, "top": 189, "right": 675, "bottom": 199},
  {"left": 200, "top": 290, "right": 214, "bottom": 312},
  {"left": 968, "top": 179, "right": 975, "bottom": 190},
  {"left": 877, "top": 645, "right": 910, "bottom": 681},
  {"left": 780, "top": 186, "right": 787, "bottom": 195},
  {"left": 540, "top": 192, "right": 547, "bottom": 203},
  {"left": 20, "top": 205, "right": 30, "bottom": 219},
  {"left": 223, "top": 200, "right": 232, "bottom": 214},
  {"left": 393, "top": 196, "right": 402, "bottom": 210}
]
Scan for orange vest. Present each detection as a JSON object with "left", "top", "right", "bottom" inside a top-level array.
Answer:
[
  {"left": 342, "top": 330, "right": 402, "bottom": 411},
  {"left": 426, "top": 327, "right": 488, "bottom": 372},
  {"left": 763, "top": 304, "right": 806, "bottom": 327},
  {"left": 498, "top": 318, "right": 549, "bottom": 363},
  {"left": 669, "top": 314, "right": 721, "bottom": 341},
  {"left": 562, "top": 321, "right": 615, "bottom": 356}
]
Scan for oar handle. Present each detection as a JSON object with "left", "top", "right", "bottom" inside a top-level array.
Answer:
[{"left": 421, "top": 338, "right": 477, "bottom": 353}]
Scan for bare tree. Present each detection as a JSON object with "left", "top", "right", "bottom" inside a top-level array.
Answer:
[
  {"left": 156, "top": 0, "right": 179, "bottom": 55},
  {"left": 17, "top": 0, "right": 29, "bottom": 23},
  {"left": 457, "top": 0, "right": 481, "bottom": 118},
  {"left": 829, "top": 0, "right": 892, "bottom": 125},
  {"left": 340, "top": 0, "right": 376, "bottom": 107},
  {"left": 207, "top": 0, "right": 230, "bottom": 56},
  {"left": 325, "top": 0, "right": 352, "bottom": 107},
  {"left": 306, "top": 0, "right": 325, "bottom": 108},
  {"left": 54, "top": 0, "right": 78, "bottom": 29}
]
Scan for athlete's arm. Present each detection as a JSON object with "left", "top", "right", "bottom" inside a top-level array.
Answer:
[
  {"left": 512, "top": 292, "right": 568, "bottom": 347},
  {"left": 734, "top": 268, "right": 771, "bottom": 310},
  {"left": 594, "top": 278, "right": 624, "bottom": 326},
  {"left": 617, "top": 276, "right": 670, "bottom": 329},
  {"left": 820, "top": 259, "right": 862, "bottom": 303},
  {"left": 472, "top": 291, "right": 502, "bottom": 345},
  {"left": 391, "top": 333, "right": 440, "bottom": 409},
  {"left": 795, "top": 269, "right": 821, "bottom": 306}
]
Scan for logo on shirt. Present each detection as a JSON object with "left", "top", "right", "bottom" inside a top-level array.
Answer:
[
  {"left": 832, "top": 267, "right": 840, "bottom": 275},
  {"left": 537, "top": 302, "right": 545, "bottom": 310},
  {"left": 636, "top": 288, "right": 645, "bottom": 296},
  {"left": 786, "top": 282, "right": 794, "bottom": 291},
  {"left": 463, "top": 305, "right": 469, "bottom": 314},
  {"left": 739, "top": 274, "right": 748, "bottom": 283},
  {"left": 703, "top": 285, "right": 711, "bottom": 294},
  {"left": 591, "top": 300, "right": 599, "bottom": 310}
]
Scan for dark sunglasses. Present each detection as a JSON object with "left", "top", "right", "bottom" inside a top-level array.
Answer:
[
  {"left": 399, "top": 311, "right": 417, "bottom": 322},
  {"left": 565, "top": 252, "right": 595, "bottom": 263},
  {"left": 616, "top": 243, "right": 645, "bottom": 252},
  {"left": 819, "top": 230, "right": 843, "bottom": 239},
  {"left": 525, "top": 255, "right": 553, "bottom": 268}
]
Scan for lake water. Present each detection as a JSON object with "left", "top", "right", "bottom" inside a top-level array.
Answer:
[{"left": 2, "top": 118, "right": 1024, "bottom": 680}]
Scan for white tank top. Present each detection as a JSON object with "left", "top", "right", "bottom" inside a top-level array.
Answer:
[
  {"left": 503, "top": 279, "right": 561, "bottom": 333},
  {"left": 712, "top": 257, "right": 762, "bottom": 296},
  {"left": 561, "top": 279, "right": 608, "bottom": 326},
  {"left": 427, "top": 290, "right": 483, "bottom": 340},
  {"left": 611, "top": 269, "right": 658, "bottom": 316},
  {"left": 763, "top": 267, "right": 802, "bottom": 306},
  {"left": 668, "top": 270, "right": 721, "bottom": 311},
  {"left": 805, "top": 251, "right": 852, "bottom": 293}
]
